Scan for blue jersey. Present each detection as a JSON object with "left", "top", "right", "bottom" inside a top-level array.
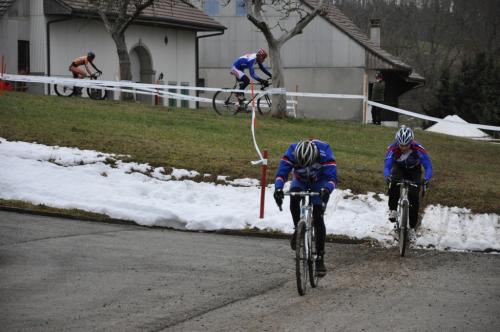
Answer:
[
  {"left": 232, "top": 53, "right": 272, "bottom": 81},
  {"left": 384, "top": 140, "right": 433, "bottom": 180},
  {"left": 274, "top": 140, "right": 338, "bottom": 193}
]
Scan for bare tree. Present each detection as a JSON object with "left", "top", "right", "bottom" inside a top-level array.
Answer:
[
  {"left": 89, "top": 0, "right": 156, "bottom": 99},
  {"left": 244, "top": 0, "right": 326, "bottom": 117}
]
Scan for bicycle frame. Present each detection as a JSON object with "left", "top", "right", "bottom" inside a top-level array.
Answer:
[
  {"left": 395, "top": 179, "right": 418, "bottom": 256},
  {"left": 285, "top": 191, "right": 320, "bottom": 295}
]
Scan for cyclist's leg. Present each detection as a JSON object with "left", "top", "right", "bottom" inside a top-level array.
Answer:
[
  {"left": 310, "top": 181, "right": 328, "bottom": 256},
  {"left": 70, "top": 66, "right": 85, "bottom": 79},
  {"left": 408, "top": 168, "right": 422, "bottom": 229},
  {"left": 289, "top": 180, "right": 307, "bottom": 227},
  {"left": 289, "top": 180, "right": 306, "bottom": 250},
  {"left": 388, "top": 166, "right": 403, "bottom": 211},
  {"left": 231, "top": 67, "right": 249, "bottom": 104}
]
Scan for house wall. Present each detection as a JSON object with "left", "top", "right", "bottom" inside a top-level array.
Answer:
[
  {"left": 0, "top": 6, "right": 30, "bottom": 75},
  {"left": 197, "top": 2, "right": 368, "bottom": 120},
  {"left": 49, "top": 19, "right": 196, "bottom": 107}
]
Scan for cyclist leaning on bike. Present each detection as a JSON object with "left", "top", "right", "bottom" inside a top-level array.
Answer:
[
  {"left": 384, "top": 126, "right": 433, "bottom": 240},
  {"left": 230, "top": 48, "right": 272, "bottom": 107},
  {"left": 273, "top": 139, "right": 338, "bottom": 276},
  {"left": 69, "top": 51, "right": 102, "bottom": 79},
  {"left": 68, "top": 51, "right": 102, "bottom": 96}
]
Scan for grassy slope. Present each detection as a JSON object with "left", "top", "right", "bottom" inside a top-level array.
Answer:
[{"left": 0, "top": 91, "right": 499, "bottom": 214}]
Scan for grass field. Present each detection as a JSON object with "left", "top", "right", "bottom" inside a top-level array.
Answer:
[{"left": 1, "top": 91, "right": 499, "bottom": 214}]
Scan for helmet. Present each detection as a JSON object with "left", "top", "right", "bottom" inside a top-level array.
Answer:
[
  {"left": 294, "top": 140, "right": 319, "bottom": 167},
  {"left": 256, "top": 48, "right": 267, "bottom": 62},
  {"left": 395, "top": 126, "right": 414, "bottom": 145},
  {"left": 87, "top": 51, "right": 95, "bottom": 60}
]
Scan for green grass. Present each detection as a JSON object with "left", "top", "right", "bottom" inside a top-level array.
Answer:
[{"left": 1, "top": 91, "right": 499, "bottom": 214}]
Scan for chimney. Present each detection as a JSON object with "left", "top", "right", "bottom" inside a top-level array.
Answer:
[{"left": 369, "top": 18, "right": 381, "bottom": 47}]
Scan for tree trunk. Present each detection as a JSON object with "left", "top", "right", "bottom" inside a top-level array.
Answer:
[
  {"left": 112, "top": 32, "right": 133, "bottom": 101},
  {"left": 269, "top": 43, "right": 287, "bottom": 118}
]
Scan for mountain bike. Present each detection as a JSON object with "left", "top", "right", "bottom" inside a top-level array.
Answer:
[
  {"left": 284, "top": 191, "right": 320, "bottom": 296},
  {"left": 212, "top": 79, "right": 272, "bottom": 115},
  {"left": 54, "top": 72, "right": 107, "bottom": 100},
  {"left": 393, "top": 179, "right": 419, "bottom": 257}
]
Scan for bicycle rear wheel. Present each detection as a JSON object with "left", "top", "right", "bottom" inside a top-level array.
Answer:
[
  {"left": 257, "top": 94, "right": 272, "bottom": 115},
  {"left": 399, "top": 201, "right": 409, "bottom": 257},
  {"left": 212, "top": 89, "right": 238, "bottom": 115},
  {"left": 308, "top": 224, "right": 319, "bottom": 288},
  {"left": 295, "top": 220, "right": 308, "bottom": 296},
  {"left": 54, "top": 84, "right": 75, "bottom": 97}
]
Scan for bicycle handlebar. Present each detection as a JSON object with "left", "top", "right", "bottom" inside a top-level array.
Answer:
[{"left": 284, "top": 191, "right": 320, "bottom": 197}]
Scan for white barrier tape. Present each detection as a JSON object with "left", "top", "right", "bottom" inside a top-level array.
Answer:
[
  {"left": 286, "top": 91, "right": 365, "bottom": 99},
  {"left": 2, "top": 74, "right": 498, "bottom": 131},
  {"left": 369, "top": 101, "right": 500, "bottom": 132}
]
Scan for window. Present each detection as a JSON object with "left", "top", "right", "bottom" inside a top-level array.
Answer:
[
  {"left": 181, "top": 82, "right": 189, "bottom": 108},
  {"left": 235, "top": 0, "right": 246, "bottom": 16},
  {"left": 168, "top": 81, "right": 177, "bottom": 107},
  {"left": 17, "top": 40, "right": 30, "bottom": 73},
  {"left": 204, "top": 0, "right": 219, "bottom": 16}
]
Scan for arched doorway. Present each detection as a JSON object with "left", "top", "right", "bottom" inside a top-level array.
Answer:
[{"left": 130, "top": 44, "right": 155, "bottom": 104}]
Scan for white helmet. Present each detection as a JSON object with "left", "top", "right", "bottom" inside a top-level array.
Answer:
[
  {"left": 396, "top": 126, "right": 414, "bottom": 145},
  {"left": 294, "top": 140, "right": 319, "bottom": 167}
]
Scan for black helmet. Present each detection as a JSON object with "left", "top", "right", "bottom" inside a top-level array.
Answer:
[
  {"left": 294, "top": 140, "right": 319, "bottom": 167},
  {"left": 87, "top": 51, "right": 95, "bottom": 60}
]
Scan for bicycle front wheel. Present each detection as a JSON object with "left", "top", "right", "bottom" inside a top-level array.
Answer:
[
  {"left": 257, "top": 94, "right": 272, "bottom": 115},
  {"left": 212, "top": 89, "right": 238, "bottom": 115},
  {"left": 87, "top": 87, "right": 107, "bottom": 100},
  {"left": 54, "top": 84, "right": 75, "bottom": 97},
  {"left": 295, "top": 220, "right": 308, "bottom": 296},
  {"left": 308, "top": 224, "right": 319, "bottom": 288},
  {"left": 399, "top": 201, "right": 409, "bottom": 257}
]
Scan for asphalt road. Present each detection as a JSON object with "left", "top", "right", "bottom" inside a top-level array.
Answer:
[{"left": 1, "top": 210, "right": 499, "bottom": 332}]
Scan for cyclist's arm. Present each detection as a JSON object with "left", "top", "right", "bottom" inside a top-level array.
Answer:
[
  {"left": 84, "top": 62, "right": 94, "bottom": 76},
  {"left": 258, "top": 62, "right": 272, "bottom": 78},
  {"left": 248, "top": 61, "right": 262, "bottom": 81},
  {"left": 418, "top": 150, "right": 433, "bottom": 181},
  {"left": 89, "top": 61, "right": 101, "bottom": 74},
  {"left": 275, "top": 145, "right": 296, "bottom": 189},
  {"left": 384, "top": 148, "right": 395, "bottom": 178}
]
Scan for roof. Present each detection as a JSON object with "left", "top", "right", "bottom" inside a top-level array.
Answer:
[
  {"left": 303, "top": 0, "right": 423, "bottom": 80},
  {"left": 0, "top": 0, "right": 15, "bottom": 16},
  {"left": 45, "top": 0, "right": 226, "bottom": 32}
]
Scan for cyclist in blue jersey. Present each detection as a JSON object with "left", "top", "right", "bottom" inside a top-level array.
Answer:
[
  {"left": 273, "top": 139, "right": 338, "bottom": 277},
  {"left": 384, "top": 126, "right": 433, "bottom": 241},
  {"left": 231, "top": 48, "right": 272, "bottom": 107}
]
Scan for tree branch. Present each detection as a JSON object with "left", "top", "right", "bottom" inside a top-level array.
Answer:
[{"left": 278, "top": 0, "right": 326, "bottom": 45}]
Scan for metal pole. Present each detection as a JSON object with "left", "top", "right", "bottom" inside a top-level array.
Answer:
[{"left": 259, "top": 149, "right": 268, "bottom": 219}]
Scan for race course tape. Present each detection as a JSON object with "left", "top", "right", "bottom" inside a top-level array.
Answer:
[{"left": 2, "top": 74, "right": 499, "bottom": 132}]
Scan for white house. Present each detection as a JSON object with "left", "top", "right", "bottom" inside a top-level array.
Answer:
[
  {"left": 0, "top": 0, "right": 225, "bottom": 107},
  {"left": 194, "top": 0, "right": 424, "bottom": 121}
]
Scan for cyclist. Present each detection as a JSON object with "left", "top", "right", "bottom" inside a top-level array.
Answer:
[
  {"left": 69, "top": 51, "right": 101, "bottom": 79},
  {"left": 230, "top": 48, "right": 272, "bottom": 108},
  {"left": 384, "top": 126, "right": 433, "bottom": 241},
  {"left": 273, "top": 139, "right": 338, "bottom": 277}
]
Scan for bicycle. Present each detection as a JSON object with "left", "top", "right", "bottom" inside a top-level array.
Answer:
[
  {"left": 392, "top": 179, "right": 419, "bottom": 257},
  {"left": 54, "top": 72, "right": 107, "bottom": 100},
  {"left": 283, "top": 191, "right": 320, "bottom": 296},
  {"left": 212, "top": 79, "right": 272, "bottom": 116}
]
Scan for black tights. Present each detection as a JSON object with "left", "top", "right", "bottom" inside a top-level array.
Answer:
[{"left": 388, "top": 166, "right": 422, "bottom": 228}]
